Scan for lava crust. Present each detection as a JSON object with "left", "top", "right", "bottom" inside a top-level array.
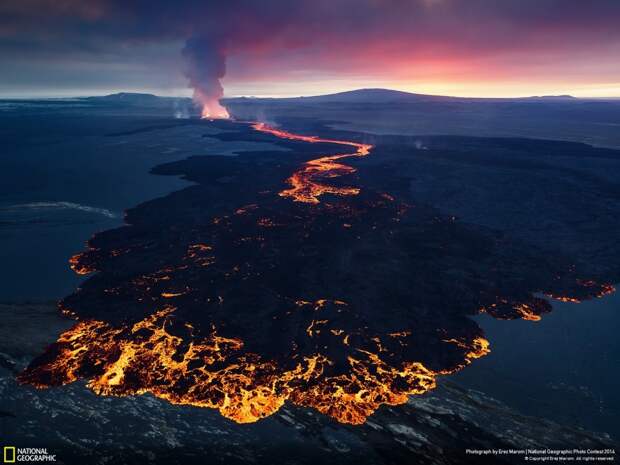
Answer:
[{"left": 18, "top": 120, "right": 614, "bottom": 424}]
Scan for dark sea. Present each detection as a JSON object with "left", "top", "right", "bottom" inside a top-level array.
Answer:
[
  {"left": 454, "top": 292, "right": 619, "bottom": 441},
  {"left": 0, "top": 101, "right": 197, "bottom": 300}
]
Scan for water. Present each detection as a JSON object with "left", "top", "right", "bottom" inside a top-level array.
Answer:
[
  {"left": 0, "top": 103, "right": 285, "bottom": 301},
  {"left": 454, "top": 291, "right": 620, "bottom": 440},
  {"left": 0, "top": 106, "right": 207, "bottom": 300}
]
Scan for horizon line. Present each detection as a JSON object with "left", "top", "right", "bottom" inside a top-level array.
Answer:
[{"left": 2, "top": 87, "right": 620, "bottom": 101}]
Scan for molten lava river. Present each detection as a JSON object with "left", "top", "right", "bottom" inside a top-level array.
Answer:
[{"left": 18, "top": 120, "right": 614, "bottom": 425}]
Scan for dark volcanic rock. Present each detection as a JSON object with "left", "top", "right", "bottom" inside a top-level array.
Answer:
[
  {"left": 17, "top": 120, "right": 617, "bottom": 428},
  {"left": 1, "top": 303, "right": 614, "bottom": 465}
]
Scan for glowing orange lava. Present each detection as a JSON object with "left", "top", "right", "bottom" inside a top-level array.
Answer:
[
  {"left": 19, "top": 304, "right": 488, "bottom": 425},
  {"left": 515, "top": 304, "right": 542, "bottom": 321},
  {"left": 252, "top": 122, "right": 373, "bottom": 204},
  {"left": 544, "top": 282, "right": 615, "bottom": 303},
  {"left": 200, "top": 100, "right": 230, "bottom": 120},
  {"left": 201, "top": 107, "right": 230, "bottom": 119},
  {"left": 69, "top": 253, "right": 95, "bottom": 275},
  {"left": 18, "top": 120, "right": 498, "bottom": 426}
]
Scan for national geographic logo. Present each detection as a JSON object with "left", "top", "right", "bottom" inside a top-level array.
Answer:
[
  {"left": 3, "top": 448, "right": 14, "bottom": 464},
  {"left": 3, "top": 447, "right": 56, "bottom": 463}
]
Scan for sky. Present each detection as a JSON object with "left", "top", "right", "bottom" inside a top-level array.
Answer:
[{"left": 1, "top": 0, "right": 620, "bottom": 99}]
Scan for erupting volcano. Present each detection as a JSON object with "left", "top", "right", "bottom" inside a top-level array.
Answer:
[
  {"left": 4, "top": 0, "right": 620, "bottom": 460},
  {"left": 198, "top": 93, "right": 230, "bottom": 119},
  {"left": 183, "top": 35, "right": 230, "bottom": 120},
  {"left": 200, "top": 103, "right": 230, "bottom": 120}
]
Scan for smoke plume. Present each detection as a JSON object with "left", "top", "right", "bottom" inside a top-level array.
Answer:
[{"left": 182, "top": 35, "right": 229, "bottom": 119}]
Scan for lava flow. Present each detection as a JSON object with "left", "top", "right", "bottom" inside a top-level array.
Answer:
[
  {"left": 17, "top": 188, "right": 491, "bottom": 426},
  {"left": 252, "top": 122, "right": 372, "bottom": 204},
  {"left": 19, "top": 119, "right": 615, "bottom": 426}
]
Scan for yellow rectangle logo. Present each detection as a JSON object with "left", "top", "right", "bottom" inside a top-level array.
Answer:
[{"left": 3, "top": 447, "right": 16, "bottom": 463}]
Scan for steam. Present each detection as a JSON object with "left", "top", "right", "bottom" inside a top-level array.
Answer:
[
  {"left": 172, "top": 98, "right": 190, "bottom": 119},
  {"left": 182, "top": 35, "right": 229, "bottom": 119}
]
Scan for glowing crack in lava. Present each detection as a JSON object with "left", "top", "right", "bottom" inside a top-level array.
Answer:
[
  {"left": 252, "top": 122, "right": 372, "bottom": 204},
  {"left": 19, "top": 297, "right": 489, "bottom": 425},
  {"left": 19, "top": 306, "right": 452, "bottom": 424},
  {"left": 18, "top": 121, "right": 615, "bottom": 425}
]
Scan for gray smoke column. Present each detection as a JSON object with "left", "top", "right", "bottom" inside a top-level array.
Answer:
[{"left": 182, "top": 35, "right": 229, "bottom": 119}]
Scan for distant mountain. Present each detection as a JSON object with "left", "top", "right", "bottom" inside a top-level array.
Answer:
[
  {"left": 82, "top": 89, "right": 579, "bottom": 107},
  {"left": 85, "top": 92, "right": 161, "bottom": 102},
  {"left": 521, "top": 94, "right": 577, "bottom": 101},
  {"left": 83, "top": 92, "right": 192, "bottom": 106},
  {"left": 291, "top": 88, "right": 451, "bottom": 103},
  {"left": 224, "top": 88, "right": 448, "bottom": 104},
  {"left": 224, "top": 88, "right": 578, "bottom": 104}
]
